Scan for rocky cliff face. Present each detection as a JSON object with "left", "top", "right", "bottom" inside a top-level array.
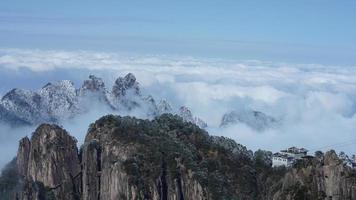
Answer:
[
  {"left": 16, "top": 124, "right": 81, "bottom": 200},
  {"left": 78, "top": 75, "right": 110, "bottom": 107},
  {"left": 1, "top": 114, "right": 355, "bottom": 200},
  {"left": 81, "top": 114, "right": 253, "bottom": 199},
  {"left": 265, "top": 151, "right": 356, "bottom": 200}
]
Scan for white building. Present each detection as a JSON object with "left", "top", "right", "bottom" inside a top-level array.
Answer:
[
  {"left": 272, "top": 147, "right": 308, "bottom": 167},
  {"left": 272, "top": 153, "right": 294, "bottom": 167}
]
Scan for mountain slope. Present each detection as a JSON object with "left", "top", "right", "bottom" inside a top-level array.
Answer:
[{"left": 1, "top": 114, "right": 355, "bottom": 200}]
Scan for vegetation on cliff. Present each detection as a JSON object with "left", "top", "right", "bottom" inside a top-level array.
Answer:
[{"left": 0, "top": 114, "right": 355, "bottom": 199}]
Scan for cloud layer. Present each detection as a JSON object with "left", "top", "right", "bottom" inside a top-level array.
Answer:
[{"left": 1, "top": 48, "right": 356, "bottom": 166}]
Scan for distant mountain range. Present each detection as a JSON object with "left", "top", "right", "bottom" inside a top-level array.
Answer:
[
  {"left": 220, "top": 109, "right": 279, "bottom": 131},
  {"left": 0, "top": 73, "right": 281, "bottom": 131},
  {"left": 0, "top": 73, "right": 207, "bottom": 129}
]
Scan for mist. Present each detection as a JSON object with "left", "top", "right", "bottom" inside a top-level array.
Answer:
[
  {"left": 1, "top": 48, "right": 356, "bottom": 169},
  {"left": 0, "top": 123, "right": 35, "bottom": 169}
]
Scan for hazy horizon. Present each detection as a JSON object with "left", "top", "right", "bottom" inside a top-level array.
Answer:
[{"left": 1, "top": 1, "right": 356, "bottom": 169}]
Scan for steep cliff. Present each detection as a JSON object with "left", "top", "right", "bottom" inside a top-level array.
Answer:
[
  {"left": 81, "top": 114, "right": 256, "bottom": 199},
  {"left": 16, "top": 124, "right": 81, "bottom": 200},
  {"left": 265, "top": 151, "right": 356, "bottom": 200},
  {"left": 0, "top": 114, "right": 355, "bottom": 200}
]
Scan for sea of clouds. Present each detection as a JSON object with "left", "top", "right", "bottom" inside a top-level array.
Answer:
[{"left": 1, "top": 48, "right": 356, "bottom": 168}]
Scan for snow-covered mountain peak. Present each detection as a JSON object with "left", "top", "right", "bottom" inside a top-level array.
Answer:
[
  {"left": 0, "top": 73, "right": 207, "bottom": 129},
  {"left": 42, "top": 80, "right": 75, "bottom": 91},
  {"left": 178, "top": 106, "right": 207, "bottom": 129},
  {"left": 112, "top": 73, "right": 140, "bottom": 97},
  {"left": 39, "top": 80, "right": 78, "bottom": 120},
  {"left": 157, "top": 99, "right": 173, "bottom": 115},
  {"left": 0, "top": 88, "right": 43, "bottom": 124},
  {"left": 80, "top": 75, "right": 106, "bottom": 93},
  {"left": 220, "top": 109, "right": 278, "bottom": 131}
]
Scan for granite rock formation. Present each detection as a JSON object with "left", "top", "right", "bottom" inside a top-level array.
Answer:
[
  {"left": 0, "top": 114, "right": 355, "bottom": 200},
  {"left": 0, "top": 73, "right": 208, "bottom": 129}
]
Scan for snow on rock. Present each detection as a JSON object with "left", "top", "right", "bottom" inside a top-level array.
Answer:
[
  {"left": 110, "top": 73, "right": 141, "bottom": 110},
  {"left": 1, "top": 88, "right": 47, "bottom": 124},
  {"left": 78, "top": 75, "right": 107, "bottom": 97},
  {"left": 339, "top": 151, "right": 356, "bottom": 169},
  {"left": 39, "top": 80, "right": 79, "bottom": 120},
  {"left": 157, "top": 99, "right": 173, "bottom": 115},
  {"left": 179, "top": 106, "right": 207, "bottom": 129},
  {"left": 78, "top": 75, "right": 111, "bottom": 110},
  {"left": 142, "top": 95, "right": 159, "bottom": 117},
  {"left": 220, "top": 109, "right": 278, "bottom": 131},
  {"left": 0, "top": 73, "right": 207, "bottom": 128}
]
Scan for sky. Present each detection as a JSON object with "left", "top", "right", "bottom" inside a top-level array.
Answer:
[
  {"left": 1, "top": 0, "right": 356, "bottom": 65},
  {"left": 1, "top": 1, "right": 356, "bottom": 168}
]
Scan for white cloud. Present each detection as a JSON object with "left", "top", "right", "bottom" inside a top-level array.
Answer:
[{"left": 1, "top": 48, "right": 356, "bottom": 157}]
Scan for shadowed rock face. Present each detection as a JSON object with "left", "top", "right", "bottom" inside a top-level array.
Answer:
[
  {"left": 81, "top": 115, "right": 215, "bottom": 200},
  {"left": 80, "top": 75, "right": 106, "bottom": 94},
  {"left": 16, "top": 124, "right": 81, "bottom": 200},
  {"left": 16, "top": 137, "right": 30, "bottom": 177},
  {"left": 266, "top": 150, "right": 356, "bottom": 200},
  {"left": 11, "top": 115, "right": 255, "bottom": 199},
  {"left": 112, "top": 73, "right": 140, "bottom": 98},
  {"left": 2, "top": 115, "right": 355, "bottom": 200},
  {"left": 78, "top": 75, "right": 108, "bottom": 102}
]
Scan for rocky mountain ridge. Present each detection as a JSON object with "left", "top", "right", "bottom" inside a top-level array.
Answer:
[
  {"left": 0, "top": 73, "right": 284, "bottom": 131},
  {"left": 220, "top": 109, "right": 279, "bottom": 131},
  {"left": 1, "top": 114, "right": 355, "bottom": 200},
  {"left": 0, "top": 73, "right": 207, "bottom": 129}
]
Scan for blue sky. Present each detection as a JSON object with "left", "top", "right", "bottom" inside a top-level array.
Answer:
[{"left": 1, "top": 0, "right": 356, "bottom": 65}]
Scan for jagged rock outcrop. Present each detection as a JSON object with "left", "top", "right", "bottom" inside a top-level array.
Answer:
[
  {"left": 0, "top": 73, "right": 206, "bottom": 128},
  {"left": 2, "top": 114, "right": 253, "bottom": 199},
  {"left": 16, "top": 137, "right": 30, "bottom": 177},
  {"left": 77, "top": 75, "right": 113, "bottom": 113},
  {"left": 220, "top": 109, "right": 278, "bottom": 131},
  {"left": 78, "top": 75, "right": 108, "bottom": 102},
  {"left": 339, "top": 151, "right": 356, "bottom": 168},
  {"left": 16, "top": 124, "right": 81, "bottom": 200},
  {"left": 143, "top": 95, "right": 159, "bottom": 117},
  {"left": 157, "top": 99, "right": 173, "bottom": 115},
  {"left": 81, "top": 114, "right": 256, "bottom": 199},
  {"left": 79, "top": 75, "right": 106, "bottom": 96},
  {"left": 266, "top": 150, "right": 356, "bottom": 200},
  {"left": 110, "top": 73, "right": 141, "bottom": 110},
  {"left": 179, "top": 106, "right": 207, "bottom": 129},
  {"left": 3, "top": 114, "right": 355, "bottom": 200},
  {"left": 112, "top": 73, "right": 140, "bottom": 98},
  {"left": 211, "top": 136, "right": 253, "bottom": 159}
]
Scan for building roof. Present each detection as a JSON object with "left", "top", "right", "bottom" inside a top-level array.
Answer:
[
  {"left": 280, "top": 146, "right": 308, "bottom": 154},
  {"left": 273, "top": 152, "right": 294, "bottom": 160}
]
